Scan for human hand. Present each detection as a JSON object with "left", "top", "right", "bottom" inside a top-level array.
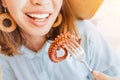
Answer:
[{"left": 92, "top": 71, "right": 119, "bottom": 80}]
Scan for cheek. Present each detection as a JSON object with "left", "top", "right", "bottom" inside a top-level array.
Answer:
[
  {"left": 6, "top": 0, "right": 26, "bottom": 15},
  {"left": 52, "top": 0, "right": 63, "bottom": 19},
  {"left": 54, "top": 0, "right": 63, "bottom": 10},
  {"left": 5, "top": 0, "right": 27, "bottom": 24}
]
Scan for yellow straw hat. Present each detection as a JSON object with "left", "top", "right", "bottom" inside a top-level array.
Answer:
[{"left": 69, "top": 0, "right": 104, "bottom": 19}]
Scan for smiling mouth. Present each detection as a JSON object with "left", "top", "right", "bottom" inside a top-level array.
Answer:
[{"left": 26, "top": 13, "right": 50, "bottom": 22}]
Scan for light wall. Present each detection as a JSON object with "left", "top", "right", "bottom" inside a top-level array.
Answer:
[{"left": 91, "top": 0, "right": 120, "bottom": 57}]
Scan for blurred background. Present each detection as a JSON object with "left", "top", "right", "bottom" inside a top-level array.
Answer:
[{"left": 91, "top": 0, "right": 120, "bottom": 57}]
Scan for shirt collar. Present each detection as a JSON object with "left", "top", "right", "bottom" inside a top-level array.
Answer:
[{"left": 19, "top": 41, "right": 51, "bottom": 59}]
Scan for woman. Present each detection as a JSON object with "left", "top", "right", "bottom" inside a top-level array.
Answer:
[{"left": 0, "top": 0, "right": 120, "bottom": 80}]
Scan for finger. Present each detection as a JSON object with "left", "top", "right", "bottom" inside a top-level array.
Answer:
[
  {"left": 94, "top": 78, "right": 97, "bottom": 80},
  {"left": 92, "top": 71, "right": 118, "bottom": 80}
]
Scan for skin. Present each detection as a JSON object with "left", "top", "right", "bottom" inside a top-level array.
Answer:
[
  {"left": 2, "top": 0, "right": 63, "bottom": 51},
  {"left": 92, "top": 71, "right": 119, "bottom": 80},
  {"left": 1, "top": 0, "right": 119, "bottom": 80}
]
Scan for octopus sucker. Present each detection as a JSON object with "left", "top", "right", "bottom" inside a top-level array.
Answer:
[{"left": 48, "top": 32, "right": 80, "bottom": 63}]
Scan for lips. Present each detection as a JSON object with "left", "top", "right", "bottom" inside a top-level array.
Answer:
[{"left": 25, "top": 12, "right": 51, "bottom": 26}]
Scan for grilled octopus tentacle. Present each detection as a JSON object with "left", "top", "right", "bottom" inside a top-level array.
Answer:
[{"left": 48, "top": 32, "right": 80, "bottom": 63}]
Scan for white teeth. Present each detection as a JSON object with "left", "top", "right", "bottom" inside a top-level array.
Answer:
[{"left": 27, "top": 13, "right": 49, "bottom": 19}]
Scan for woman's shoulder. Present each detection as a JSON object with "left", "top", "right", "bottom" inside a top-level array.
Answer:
[
  {"left": 76, "top": 20, "right": 99, "bottom": 35},
  {"left": 76, "top": 20, "right": 101, "bottom": 41},
  {"left": 0, "top": 54, "right": 10, "bottom": 67},
  {"left": 0, "top": 54, "right": 17, "bottom": 79}
]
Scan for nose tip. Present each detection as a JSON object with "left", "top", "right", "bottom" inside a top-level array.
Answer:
[{"left": 31, "top": 0, "right": 49, "bottom": 6}]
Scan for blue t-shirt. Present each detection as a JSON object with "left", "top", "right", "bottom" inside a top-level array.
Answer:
[{"left": 0, "top": 20, "right": 120, "bottom": 80}]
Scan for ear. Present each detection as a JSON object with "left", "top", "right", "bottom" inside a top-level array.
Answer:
[{"left": 1, "top": 0, "right": 7, "bottom": 7}]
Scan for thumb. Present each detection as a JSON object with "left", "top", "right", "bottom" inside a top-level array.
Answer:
[{"left": 92, "top": 71, "right": 117, "bottom": 80}]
